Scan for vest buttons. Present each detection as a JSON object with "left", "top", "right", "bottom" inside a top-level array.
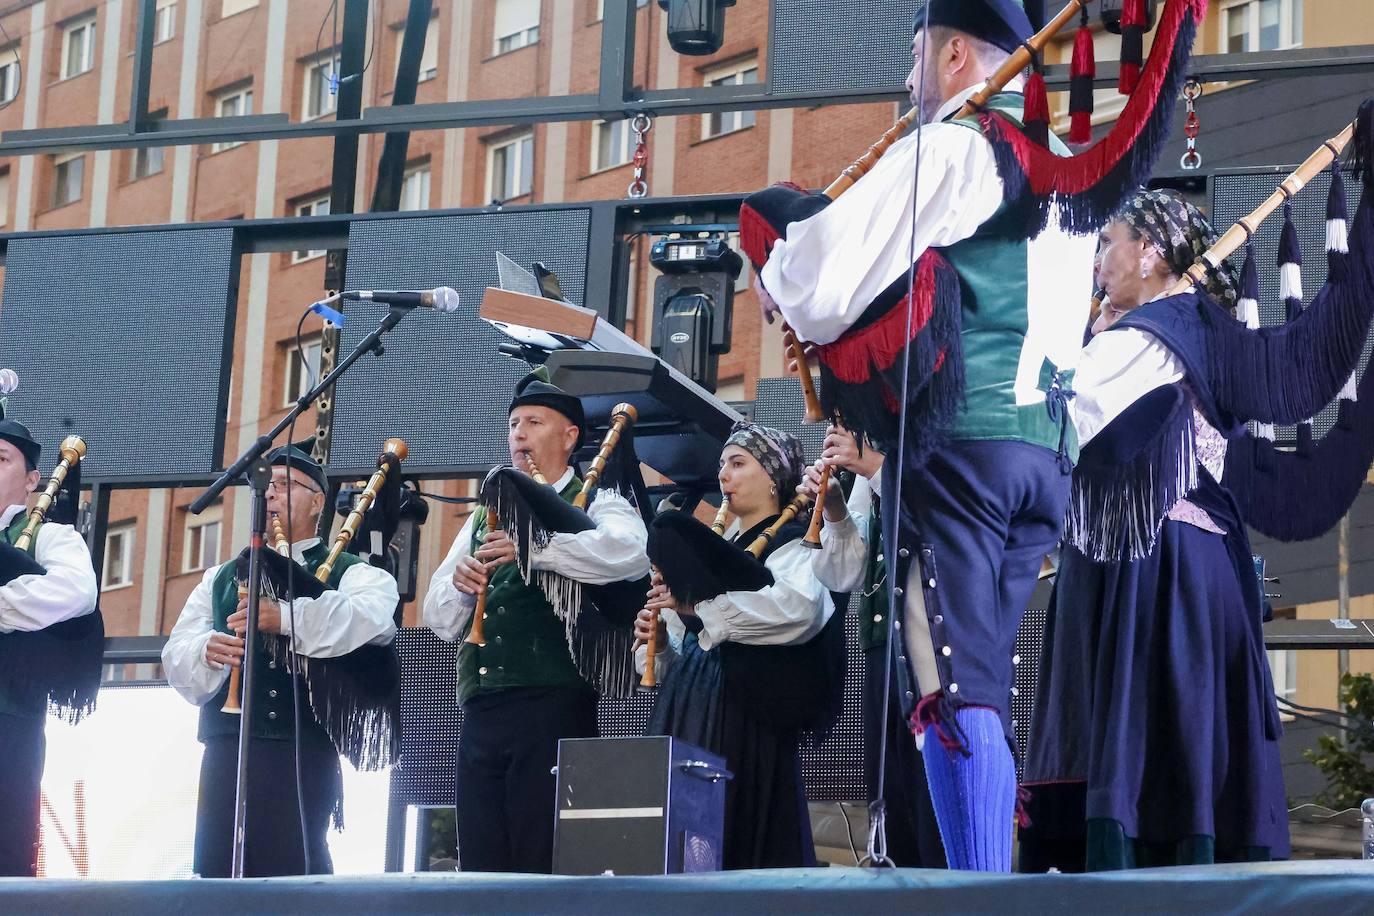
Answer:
[
  {"left": 267, "top": 711, "right": 278, "bottom": 720},
  {"left": 478, "top": 666, "right": 489, "bottom": 676},
  {"left": 948, "top": 683, "right": 959, "bottom": 694},
  {"left": 497, "top": 606, "right": 506, "bottom": 614},
  {"left": 268, "top": 661, "right": 278, "bottom": 670},
  {"left": 876, "top": 554, "right": 884, "bottom": 563},
  {"left": 268, "top": 689, "right": 278, "bottom": 699},
  {"left": 495, "top": 635, "right": 503, "bottom": 644},
  {"left": 872, "top": 614, "right": 883, "bottom": 623},
  {"left": 942, "top": 646, "right": 952, "bottom": 657}
]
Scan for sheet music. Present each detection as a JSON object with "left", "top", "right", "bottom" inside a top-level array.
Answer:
[{"left": 496, "top": 252, "right": 543, "bottom": 298}]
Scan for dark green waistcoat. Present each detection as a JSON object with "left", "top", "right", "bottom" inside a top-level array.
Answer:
[
  {"left": 0, "top": 512, "right": 44, "bottom": 719},
  {"left": 940, "top": 93, "right": 1079, "bottom": 464},
  {"left": 197, "top": 542, "right": 362, "bottom": 745},
  {"left": 456, "top": 476, "right": 594, "bottom": 706},
  {"left": 856, "top": 503, "right": 890, "bottom": 652}
]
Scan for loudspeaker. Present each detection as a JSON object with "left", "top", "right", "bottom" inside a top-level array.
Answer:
[{"left": 552, "top": 736, "right": 730, "bottom": 875}]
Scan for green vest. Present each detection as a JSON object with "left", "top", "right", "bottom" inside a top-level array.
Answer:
[
  {"left": 0, "top": 511, "right": 43, "bottom": 719},
  {"left": 940, "top": 93, "right": 1080, "bottom": 463},
  {"left": 855, "top": 502, "right": 889, "bottom": 652},
  {"left": 196, "top": 541, "right": 362, "bottom": 745},
  {"left": 456, "top": 475, "right": 594, "bottom": 706}
]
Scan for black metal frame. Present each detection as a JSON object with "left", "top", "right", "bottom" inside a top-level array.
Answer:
[{"left": 1, "top": 0, "right": 1370, "bottom": 156}]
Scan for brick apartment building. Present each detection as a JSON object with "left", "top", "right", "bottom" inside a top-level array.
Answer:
[{"left": 0, "top": 0, "right": 1368, "bottom": 729}]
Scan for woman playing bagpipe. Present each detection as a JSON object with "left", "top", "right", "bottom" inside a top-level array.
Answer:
[
  {"left": 424, "top": 368, "right": 650, "bottom": 874},
  {"left": 634, "top": 422, "right": 843, "bottom": 869},
  {"left": 163, "top": 441, "right": 401, "bottom": 877},
  {"left": 0, "top": 399, "right": 101, "bottom": 878},
  {"left": 1022, "top": 122, "right": 1374, "bottom": 872}
]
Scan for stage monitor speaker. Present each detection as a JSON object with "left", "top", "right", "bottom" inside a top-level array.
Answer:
[{"left": 552, "top": 736, "right": 729, "bottom": 875}]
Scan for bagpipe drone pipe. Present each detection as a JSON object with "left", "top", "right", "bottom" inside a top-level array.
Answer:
[
  {"left": 736, "top": 0, "right": 1210, "bottom": 462},
  {"left": 1069, "top": 103, "right": 1374, "bottom": 559},
  {"left": 0, "top": 432, "right": 104, "bottom": 723},
  {"left": 646, "top": 494, "right": 846, "bottom": 735},
  {"left": 477, "top": 405, "right": 651, "bottom": 699}
]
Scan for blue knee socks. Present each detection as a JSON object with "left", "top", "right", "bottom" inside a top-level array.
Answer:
[{"left": 920, "top": 705, "right": 1015, "bottom": 872}]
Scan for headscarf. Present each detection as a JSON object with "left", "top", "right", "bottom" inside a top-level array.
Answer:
[
  {"left": 723, "top": 421, "right": 806, "bottom": 499},
  {"left": 1116, "top": 187, "right": 1238, "bottom": 312}
]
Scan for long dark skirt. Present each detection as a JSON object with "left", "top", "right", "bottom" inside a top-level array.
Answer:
[
  {"left": 1021, "top": 510, "right": 1289, "bottom": 870},
  {"left": 649, "top": 634, "right": 815, "bottom": 869}
]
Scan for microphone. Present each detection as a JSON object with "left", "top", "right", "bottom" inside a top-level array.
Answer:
[{"left": 342, "top": 286, "right": 461, "bottom": 313}]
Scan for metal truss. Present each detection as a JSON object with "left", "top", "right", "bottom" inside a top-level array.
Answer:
[{"left": 1, "top": 0, "right": 1371, "bottom": 156}]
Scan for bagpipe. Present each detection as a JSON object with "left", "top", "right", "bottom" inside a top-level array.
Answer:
[
  {"left": 1068, "top": 102, "right": 1374, "bottom": 560},
  {"left": 643, "top": 486, "right": 845, "bottom": 734},
  {"left": 0, "top": 434, "right": 105, "bottom": 723},
  {"left": 742, "top": 0, "right": 1209, "bottom": 464},
  {"left": 469, "top": 404, "right": 650, "bottom": 699},
  {"left": 221, "top": 438, "right": 409, "bottom": 771}
]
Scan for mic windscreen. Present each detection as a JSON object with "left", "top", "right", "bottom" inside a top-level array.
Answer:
[
  {"left": 0, "top": 369, "right": 18, "bottom": 394},
  {"left": 430, "top": 286, "right": 461, "bottom": 313}
]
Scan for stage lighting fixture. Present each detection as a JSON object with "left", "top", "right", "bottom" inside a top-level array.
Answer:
[
  {"left": 649, "top": 234, "right": 743, "bottom": 392},
  {"left": 657, "top": 0, "right": 737, "bottom": 56}
]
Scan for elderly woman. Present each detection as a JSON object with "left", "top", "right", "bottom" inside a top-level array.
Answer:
[
  {"left": 1021, "top": 189, "right": 1290, "bottom": 871},
  {"left": 634, "top": 422, "right": 837, "bottom": 869}
]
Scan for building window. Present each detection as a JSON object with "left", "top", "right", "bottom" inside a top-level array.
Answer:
[
  {"left": 0, "top": 44, "right": 19, "bottom": 104},
  {"left": 595, "top": 0, "right": 648, "bottom": 20},
  {"left": 61, "top": 14, "right": 97, "bottom": 80},
  {"left": 395, "top": 16, "right": 440, "bottom": 84},
  {"left": 183, "top": 510, "right": 222, "bottom": 573},
  {"left": 592, "top": 119, "right": 633, "bottom": 172},
  {"left": 701, "top": 59, "right": 759, "bottom": 140},
  {"left": 155, "top": 0, "right": 177, "bottom": 43},
  {"left": 1267, "top": 649, "right": 1298, "bottom": 702},
  {"left": 130, "top": 144, "right": 165, "bottom": 181},
  {"left": 400, "top": 161, "right": 431, "bottom": 211},
  {"left": 284, "top": 334, "right": 323, "bottom": 404},
  {"left": 493, "top": 0, "right": 539, "bottom": 55},
  {"left": 291, "top": 193, "right": 331, "bottom": 263},
  {"left": 51, "top": 153, "right": 84, "bottom": 208},
  {"left": 303, "top": 52, "right": 341, "bottom": 120},
  {"left": 211, "top": 84, "right": 253, "bottom": 153},
  {"left": 0, "top": 170, "right": 9, "bottom": 226},
  {"left": 103, "top": 524, "right": 135, "bottom": 589},
  {"left": 1222, "top": 0, "right": 1302, "bottom": 53},
  {"left": 129, "top": 111, "right": 167, "bottom": 181},
  {"left": 487, "top": 132, "right": 533, "bottom": 202},
  {"left": 221, "top": 0, "right": 258, "bottom": 18}
]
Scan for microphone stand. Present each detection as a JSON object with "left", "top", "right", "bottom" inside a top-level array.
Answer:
[{"left": 190, "top": 302, "right": 417, "bottom": 878}]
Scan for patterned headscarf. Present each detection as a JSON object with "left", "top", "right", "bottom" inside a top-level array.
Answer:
[
  {"left": 1117, "top": 188, "right": 1238, "bottom": 312},
  {"left": 724, "top": 421, "right": 806, "bottom": 499}
]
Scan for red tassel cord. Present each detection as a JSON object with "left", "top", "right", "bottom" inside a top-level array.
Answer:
[
  {"left": 1119, "top": 0, "right": 1147, "bottom": 95},
  {"left": 1023, "top": 70, "right": 1051, "bottom": 149},
  {"left": 1068, "top": 11, "right": 1096, "bottom": 145}
]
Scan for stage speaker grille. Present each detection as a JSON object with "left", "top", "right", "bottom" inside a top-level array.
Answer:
[
  {"left": 0, "top": 227, "right": 238, "bottom": 478},
  {"left": 331, "top": 209, "right": 592, "bottom": 477}
]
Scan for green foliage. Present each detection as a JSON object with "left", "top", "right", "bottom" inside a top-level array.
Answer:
[{"left": 1303, "top": 673, "right": 1374, "bottom": 811}]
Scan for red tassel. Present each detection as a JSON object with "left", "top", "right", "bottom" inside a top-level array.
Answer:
[
  {"left": 1119, "top": 0, "right": 1146, "bottom": 95},
  {"left": 1023, "top": 70, "right": 1050, "bottom": 148},
  {"left": 1068, "top": 19, "right": 1096, "bottom": 145}
]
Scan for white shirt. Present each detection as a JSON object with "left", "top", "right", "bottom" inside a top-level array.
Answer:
[
  {"left": 812, "top": 473, "right": 880, "bottom": 594},
  {"left": 162, "top": 537, "right": 400, "bottom": 707},
  {"left": 1071, "top": 294, "right": 1188, "bottom": 447},
  {"left": 0, "top": 504, "right": 98, "bottom": 634},
  {"left": 423, "top": 467, "right": 651, "bottom": 643},
  {"left": 761, "top": 86, "right": 1006, "bottom": 345},
  {"left": 634, "top": 531, "right": 836, "bottom": 677}
]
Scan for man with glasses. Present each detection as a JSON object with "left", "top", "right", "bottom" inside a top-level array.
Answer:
[{"left": 163, "top": 442, "right": 399, "bottom": 877}]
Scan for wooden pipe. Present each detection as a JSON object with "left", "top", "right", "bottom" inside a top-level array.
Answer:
[
  {"left": 223, "top": 514, "right": 292, "bottom": 714},
  {"left": 801, "top": 463, "right": 832, "bottom": 549},
  {"left": 573, "top": 403, "right": 637, "bottom": 509}
]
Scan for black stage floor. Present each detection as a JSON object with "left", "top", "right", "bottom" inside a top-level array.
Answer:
[{"left": 2, "top": 861, "right": 1372, "bottom": 915}]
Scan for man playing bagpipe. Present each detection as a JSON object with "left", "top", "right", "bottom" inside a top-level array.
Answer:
[
  {"left": 163, "top": 443, "right": 400, "bottom": 877},
  {"left": 0, "top": 416, "right": 100, "bottom": 877},
  {"left": 424, "top": 368, "right": 650, "bottom": 874},
  {"left": 634, "top": 422, "right": 842, "bottom": 869},
  {"left": 741, "top": 0, "right": 1101, "bottom": 872},
  {"left": 801, "top": 425, "right": 945, "bottom": 869}
]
